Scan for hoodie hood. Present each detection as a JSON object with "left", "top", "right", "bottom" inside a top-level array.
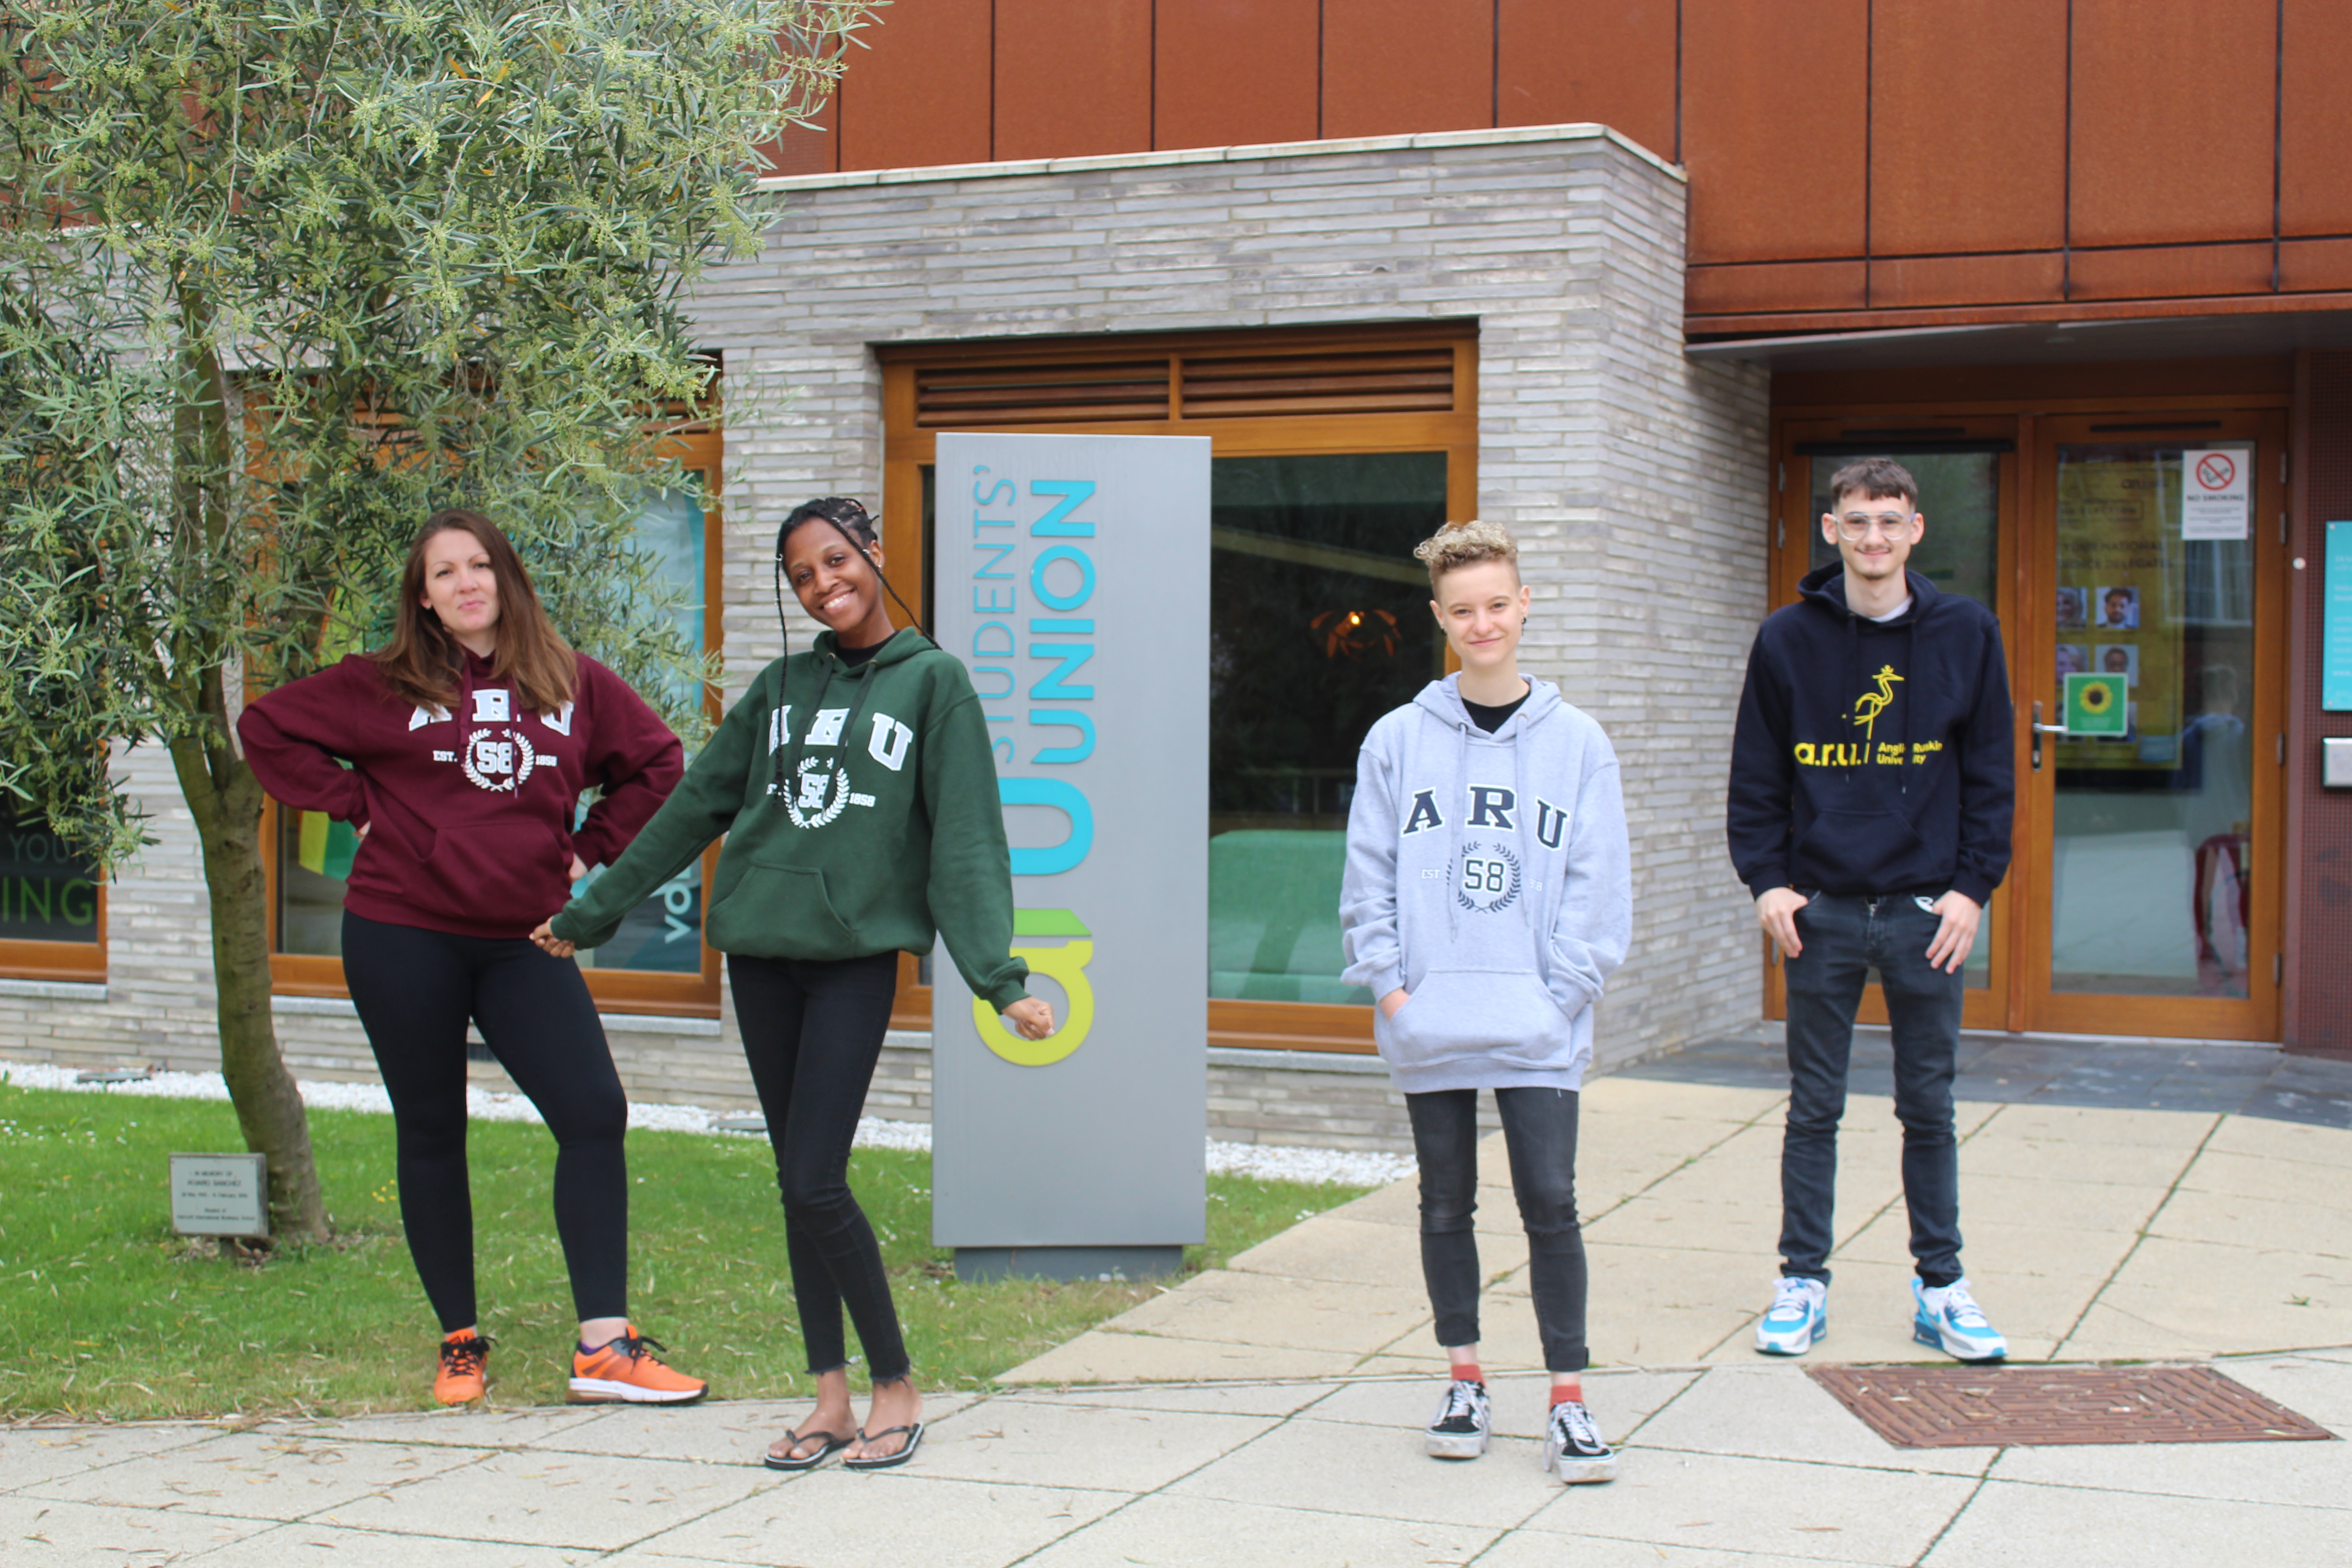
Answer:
[{"left": 1339, "top": 675, "right": 1632, "bottom": 1095}]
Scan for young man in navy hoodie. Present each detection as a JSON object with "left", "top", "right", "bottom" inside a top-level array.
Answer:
[{"left": 1726, "top": 457, "right": 2016, "bottom": 1362}]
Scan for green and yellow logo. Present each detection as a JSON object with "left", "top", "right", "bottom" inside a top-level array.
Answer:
[
  {"left": 975, "top": 907, "right": 1093, "bottom": 1067},
  {"left": 2064, "top": 672, "right": 2128, "bottom": 736}
]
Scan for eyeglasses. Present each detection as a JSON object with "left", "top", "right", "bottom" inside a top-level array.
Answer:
[{"left": 1833, "top": 511, "right": 1917, "bottom": 542}]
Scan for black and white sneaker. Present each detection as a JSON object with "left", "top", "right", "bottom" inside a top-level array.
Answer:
[
  {"left": 1424, "top": 1378, "right": 1490, "bottom": 1459},
  {"left": 1543, "top": 1400, "right": 1617, "bottom": 1484}
]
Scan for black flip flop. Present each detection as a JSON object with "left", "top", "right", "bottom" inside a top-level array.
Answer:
[
  {"left": 763, "top": 1428, "right": 854, "bottom": 1471},
  {"left": 841, "top": 1421, "right": 925, "bottom": 1470}
]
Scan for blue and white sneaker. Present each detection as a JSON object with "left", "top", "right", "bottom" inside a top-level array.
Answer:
[
  {"left": 1754, "top": 1276, "right": 1828, "bottom": 1355},
  {"left": 1912, "top": 1277, "right": 2008, "bottom": 1362}
]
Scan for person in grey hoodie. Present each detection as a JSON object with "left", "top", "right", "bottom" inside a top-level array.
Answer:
[{"left": 1340, "top": 520, "right": 1632, "bottom": 1485}]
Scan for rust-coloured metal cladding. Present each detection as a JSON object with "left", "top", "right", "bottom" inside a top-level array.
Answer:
[
  {"left": 2281, "top": 239, "right": 2352, "bottom": 295},
  {"left": 2070, "top": 0, "right": 2277, "bottom": 248},
  {"left": 2066, "top": 243, "right": 2277, "bottom": 302},
  {"left": 2281, "top": 0, "right": 2352, "bottom": 236},
  {"left": 1495, "top": 0, "right": 1676, "bottom": 161},
  {"left": 758, "top": 88, "right": 838, "bottom": 179},
  {"left": 1868, "top": 251, "right": 2066, "bottom": 310},
  {"left": 1868, "top": 0, "right": 2065, "bottom": 256},
  {"left": 1320, "top": 0, "right": 1494, "bottom": 140},
  {"left": 1156, "top": 0, "right": 1321, "bottom": 153},
  {"left": 1682, "top": 0, "right": 1868, "bottom": 264},
  {"left": 994, "top": 0, "right": 1154, "bottom": 162},
  {"left": 1685, "top": 258, "right": 1868, "bottom": 317},
  {"left": 839, "top": 0, "right": 994, "bottom": 172}
]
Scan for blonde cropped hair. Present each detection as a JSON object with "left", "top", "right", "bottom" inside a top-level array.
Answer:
[{"left": 1412, "top": 519, "right": 1519, "bottom": 592}]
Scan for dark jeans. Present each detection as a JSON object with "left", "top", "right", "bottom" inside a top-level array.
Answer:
[
  {"left": 1780, "top": 892, "right": 1965, "bottom": 1288},
  {"left": 728, "top": 950, "right": 909, "bottom": 1383},
  {"left": 1406, "top": 1086, "right": 1589, "bottom": 1374},
  {"left": 340, "top": 911, "right": 631, "bottom": 1332}
]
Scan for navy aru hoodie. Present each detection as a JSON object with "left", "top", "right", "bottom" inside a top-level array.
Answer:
[{"left": 1727, "top": 564, "right": 2014, "bottom": 904}]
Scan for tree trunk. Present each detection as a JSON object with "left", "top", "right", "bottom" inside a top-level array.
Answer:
[{"left": 169, "top": 663, "right": 332, "bottom": 1247}]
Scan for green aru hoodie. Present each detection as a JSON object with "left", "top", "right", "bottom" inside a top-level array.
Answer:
[{"left": 549, "top": 629, "right": 1030, "bottom": 1010}]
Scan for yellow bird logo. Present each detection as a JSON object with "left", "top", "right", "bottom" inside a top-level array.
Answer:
[{"left": 1853, "top": 665, "right": 1905, "bottom": 740}]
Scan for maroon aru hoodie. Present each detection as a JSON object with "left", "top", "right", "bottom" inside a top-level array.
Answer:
[{"left": 238, "top": 651, "right": 683, "bottom": 940}]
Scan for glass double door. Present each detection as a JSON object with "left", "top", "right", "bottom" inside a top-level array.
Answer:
[{"left": 1774, "top": 410, "right": 2285, "bottom": 1041}]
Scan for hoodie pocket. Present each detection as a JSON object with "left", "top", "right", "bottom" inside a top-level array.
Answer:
[
  {"left": 1791, "top": 809, "right": 1929, "bottom": 890},
  {"left": 708, "top": 861, "right": 855, "bottom": 956},
  {"left": 1377, "top": 968, "right": 1573, "bottom": 1072},
  {"left": 424, "top": 823, "right": 569, "bottom": 932}
]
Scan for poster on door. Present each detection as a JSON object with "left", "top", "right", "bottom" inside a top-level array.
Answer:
[
  {"left": 2180, "top": 449, "right": 2251, "bottom": 541},
  {"left": 2054, "top": 458, "right": 2183, "bottom": 769}
]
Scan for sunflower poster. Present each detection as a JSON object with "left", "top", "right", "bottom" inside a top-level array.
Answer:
[{"left": 2065, "top": 672, "right": 2128, "bottom": 736}]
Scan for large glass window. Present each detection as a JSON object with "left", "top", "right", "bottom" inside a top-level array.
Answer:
[
  {"left": 0, "top": 799, "right": 103, "bottom": 973},
  {"left": 1208, "top": 454, "right": 1448, "bottom": 1004},
  {"left": 2049, "top": 442, "right": 2255, "bottom": 999}
]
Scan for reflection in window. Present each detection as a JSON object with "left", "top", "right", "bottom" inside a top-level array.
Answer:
[
  {"left": 0, "top": 800, "right": 101, "bottom": 945},
  {"left": 1210, "top": 454, "right": 1448, "bottom": 1004}
]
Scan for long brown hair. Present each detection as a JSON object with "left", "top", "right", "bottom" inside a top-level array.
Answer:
[{"left": 370, "top": 509, "right": 576, "bottom": 714}]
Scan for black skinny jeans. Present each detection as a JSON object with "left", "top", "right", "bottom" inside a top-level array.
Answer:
[
  {"left": 1779, "top": 891, "right": 1966, "bottom": 1287},
  {"left": 1406, "top": 1086, "right": 1590, "bottom": 1374},
  {"left": 728, "top": 950, "right": 909, "bottom": 1383},
  {"left": 340, "top": 911, "right": 631, "bottom": 1333}
]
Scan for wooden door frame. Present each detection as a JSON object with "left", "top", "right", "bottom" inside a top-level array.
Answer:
[
  {"left": 2018, "top": 409, "right": 2288, "bottom": 1042},
  {"left": 876, "top": 324, "right": 1481, "bottom": 1051},
  {"left": 1765, "top": 370, "right": 2293, "bottom": 1040}
]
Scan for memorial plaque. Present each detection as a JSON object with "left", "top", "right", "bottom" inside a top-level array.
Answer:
[{"left": 170, "top": 1152, "right": 269, "bottom": 1238}]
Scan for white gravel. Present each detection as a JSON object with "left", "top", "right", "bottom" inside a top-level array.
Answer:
[{"left": 0, "top": 1058, "right": 1412, "bottom": 1188}]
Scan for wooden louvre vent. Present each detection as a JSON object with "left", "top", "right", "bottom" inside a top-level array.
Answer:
[{"left": 913, "top": 342, "right": 1456, "bottom": 428}]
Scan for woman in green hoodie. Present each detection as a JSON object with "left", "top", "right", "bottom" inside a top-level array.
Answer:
[{"left": 534, "top": 497, "right": 1054, "bottom": 1472}]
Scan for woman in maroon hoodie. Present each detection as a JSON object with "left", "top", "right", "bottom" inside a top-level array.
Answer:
[{"left": 239, "top": 508, "right": 706, "bottom": 1408}]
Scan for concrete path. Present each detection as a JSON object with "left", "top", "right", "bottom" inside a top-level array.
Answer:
[
  {"left": 1008, "top": 1073, "right": 2352, "bottom": 1383},
  {"left": 8, "top": 1070, "right": 2351, "bottom": 1566},
  {"left": 7, "top": 1353, "right": 2348, "bottom": 1566}
]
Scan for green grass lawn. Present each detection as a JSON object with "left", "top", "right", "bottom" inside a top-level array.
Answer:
[{"left": 0, "top": 1080, "right": 1370, "bottom": 1421}]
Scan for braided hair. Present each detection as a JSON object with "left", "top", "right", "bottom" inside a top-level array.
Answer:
[{"left": 771, "top": 497, "right": 934, "bottom": 657}]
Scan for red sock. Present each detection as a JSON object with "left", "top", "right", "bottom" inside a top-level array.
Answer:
[
  {"left": 1450, "top": 1362, "right": 1484, "bottom": 1385},
  {"left": 1551, "top": 1385, "right": 1583, "bottom": 1407}
]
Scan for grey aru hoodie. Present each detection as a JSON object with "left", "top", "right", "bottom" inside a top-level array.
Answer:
[{"left": 1340, "top": 674, "right": 1632, "bottom": 1094}]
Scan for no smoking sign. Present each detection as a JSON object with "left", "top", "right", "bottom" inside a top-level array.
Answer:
[{"left": 2181, "top": 447, "right": 2249, "bottom": 541}]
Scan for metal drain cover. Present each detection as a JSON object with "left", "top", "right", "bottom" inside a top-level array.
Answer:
[{"left": 1809, "top": 1363, "right": 2337, "bottom": 1448}]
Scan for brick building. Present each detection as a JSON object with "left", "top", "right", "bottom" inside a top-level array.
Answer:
[{"left": 8, "top": 2, "right": 2347, "bottom": 1147}]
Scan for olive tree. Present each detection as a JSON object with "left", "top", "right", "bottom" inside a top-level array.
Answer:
[{"left": 0, "top": 0, "right": 873, "bottom": 1242}]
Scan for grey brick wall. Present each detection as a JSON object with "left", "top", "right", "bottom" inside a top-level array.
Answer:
[{"left": 4, "top": 124, "right": 1769, "bottom": 1148}]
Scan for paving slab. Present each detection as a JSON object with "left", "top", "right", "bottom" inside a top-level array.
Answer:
[
  {"left": 276, "top": 1405, "right": 611, "bottom": 1451},
  {"left": 191, "top": 1519, "right": 601, "bottom": 1567},
  {"left": 995, "top": 1329, "right": 1361, "bottom": 1385},
  {"left": 1921, "top": 1480, "right": 2352, "bottom": 1568},
  {"left": 0, "top": 1421, "right": 221, "bottom": 1491},
  {"left": 2216, "top": 1352, "right": 2352, "bottom": 1430},
  {"left": 991, "top": 1381, "right": 1338, "bottom": 1417},
  {"left": 1225, "top": 1214, "right": 1521, "bottom": 1287},
  {"left": 617, "top": 1471, "right": 1124, "bottom": 1568},
  {"left": 1322, "top": 1176, "right": 1529, "bottom": 1235},
  {"left": 1514, "top": 1447, "right": 1976, "bottom": 1564},
  {"left": 889, "top": 1398, "right": 1277, "bottom": 1492},
  {"left": 16, "top": 1430, "right": 490, "bottom": 1520},
  {"left": 2078, "top": 1236, "right": 2352, "bottom": 1355},
  {"left": 309, "top": 1450, "right": 772, "bottom": 1549},
  {"left": 518, "top": 1394, "right": 978, "bottom": 1465},
  {"left": 1944, "top": 1171, "right": 2172, "bottom": 1234},
  {"left": 2175, "top": 1146, "right": 2352, "bottom": 1205},
  {"left": 0, "top": 1493, "right": 273, "bottom": 1564},
  {"left": 1630, "top": 1363, "right": 2000, "bottom": 1476},
  {"left": 2145, "top": 1186, "right": 2352, "bottom": 1259},
  {"left": 1298, "top": 1368, "right": 1697, "bottom": 1442},
  {"left": 1017, "top": 1492, "right": 1499, "bottom": 1568},
  {"left": 1955, "top": 1131, "right": 2201, "bottom": 1188},
  {"left": 1476, "top": 1539, "right": 1858, "bottom": 1568},
  {"left": 1581, "top": 1078, "right": 1789, "bottom": 1123},
  {"left": 1097, "top": 1269, "right": 1433, "bottom": 1354},
  {"left": 1166, "top": 1413, "right": 1567, "bottom": 1530},
  {"left": 2199, "top": 1114, "right": 2352, "bottom": 1169},
  {"left": 1971, "top": 1102, "right": 2220, "bottom": 1148}
]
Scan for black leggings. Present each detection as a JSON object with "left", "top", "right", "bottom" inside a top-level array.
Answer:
[
  {"left": 728, "top": 950, "right": 908, "bottom": 1383},
  {"left": 341, "top": 911, "right": 630, "bottom": 1333}
]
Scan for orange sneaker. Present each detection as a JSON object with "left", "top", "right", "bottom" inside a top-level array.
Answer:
[
  {"left": 434, "top": 1331, "right": 490, "bottom": 1405},
  {"left": 569, "top": 1326, "right": 707, "bottom": 1405}
]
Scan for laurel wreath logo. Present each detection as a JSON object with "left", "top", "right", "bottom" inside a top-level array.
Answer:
[
  {"left": 1455, "top": 838, "right": 1523, "bottom": 913},
  {"left": 784, "top": 756, "right": 851, "bottom": 829},
  {"left": 459, "top": 728, "right": 536, "bottom": 793}
]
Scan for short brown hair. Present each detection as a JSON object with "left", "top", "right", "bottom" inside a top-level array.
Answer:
[
  {"left": 1825, "top": 457, "right": 1920, "bottom": 513},
  {"left": 1412, "top": 519, "right": 1519, "bottom": 592},
  {"left": 370, "top": 509, "right": 576, "bottom": 715}
]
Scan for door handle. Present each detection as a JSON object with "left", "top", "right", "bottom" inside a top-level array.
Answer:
[{"left": 2031, "top": 701, "right": 2051, "bottom": 770}]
